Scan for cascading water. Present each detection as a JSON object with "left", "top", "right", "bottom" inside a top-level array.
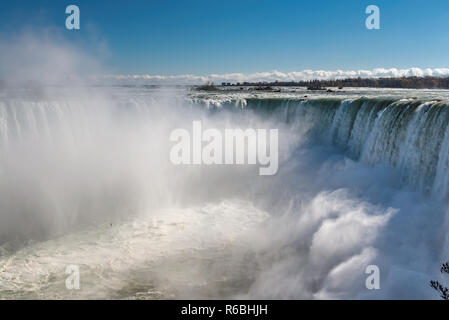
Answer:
[
  {"left": 219, "top": 97, "right": 449, "bottom": 198},
  {"left": 0, "top": 87, "right": 449, "bottom": 299}
]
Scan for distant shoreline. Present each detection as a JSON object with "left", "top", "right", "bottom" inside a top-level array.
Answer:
[{"left": 217, "top": 76, "right": 449, "bottom": 90}]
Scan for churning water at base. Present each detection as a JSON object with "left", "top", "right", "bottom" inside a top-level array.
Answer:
[
  {"left": 0, "top": 200, "right": 267, "bottom": 299},
  {"left": 0, "top": 86, "right": 449, "bottom": 299}
]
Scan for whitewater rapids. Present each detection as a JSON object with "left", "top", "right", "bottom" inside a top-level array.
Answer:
[{"left": 0, "top": 86, "right": 448, "bottom": 299}]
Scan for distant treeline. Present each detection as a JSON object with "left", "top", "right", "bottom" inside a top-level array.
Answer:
[{"left": 222, "top": 76, "right": 449, "bottom": 89}]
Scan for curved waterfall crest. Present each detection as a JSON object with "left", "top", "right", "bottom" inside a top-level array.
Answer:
[
  {"left": 211, "top": 97, "right": 449, "bottom": 197},
  {"left": 1, "top": 96, "right": 449, "bottom": 198}
]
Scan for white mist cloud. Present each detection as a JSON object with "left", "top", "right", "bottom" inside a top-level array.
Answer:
[{"left": 0, "top": 31, "right": 102, "bottom": 87}]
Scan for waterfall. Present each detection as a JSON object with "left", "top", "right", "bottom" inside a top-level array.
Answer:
[
  {"left": 214, "top": 97, "right": 449, "bottom": 198},
  {"left": 2, "top": 95, "right": 449, "bottom": 204}
]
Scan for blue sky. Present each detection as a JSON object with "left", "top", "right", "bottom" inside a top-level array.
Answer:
[{"left": 1, "top": 0, "right": 449, "bottom": 76}]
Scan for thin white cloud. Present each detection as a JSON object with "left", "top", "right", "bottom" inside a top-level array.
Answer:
[{"left": 98, "top": 68, "right": 449, "bottom": 85}]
